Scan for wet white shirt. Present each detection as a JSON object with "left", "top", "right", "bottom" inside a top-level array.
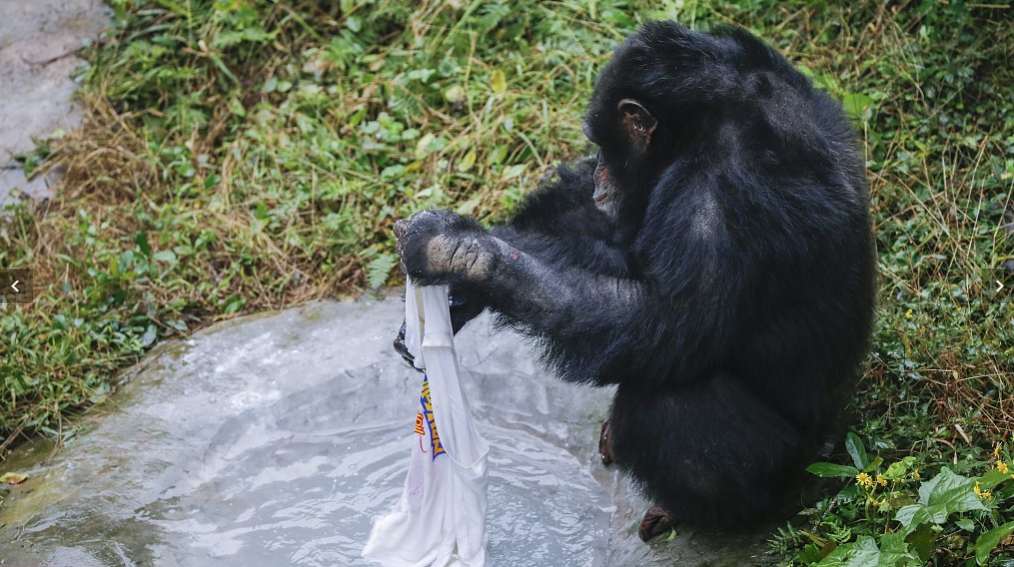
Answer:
[{"left": 362, "top": 282, "right": 489, "bottom": 567}]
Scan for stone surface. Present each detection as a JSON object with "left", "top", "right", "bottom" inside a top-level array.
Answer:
[
  {"left": 0, "top": 297, "right": 777, "bottom": 566},
  {"left": 0, "top": 0, "right": 108, "bottom": 205}
]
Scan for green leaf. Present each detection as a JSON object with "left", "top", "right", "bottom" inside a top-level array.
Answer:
[
  {"left": 458, "top": 149, "right": 477, "bottom": 172},
  {"left": 884, "top": 456, "right": 918, "bottom": 481},
  {"left": 381, "top": 165, "right": 406, "bottom": 180},
  {"left": 456, "top": 197, "right": 480, "bottom": 217},
  {"left": 842, "top": 92, "right": 875, "bottom": 121},
  {"left": 489, "top": 144, "right": 508, "bottom": 165},
  {"left": 502, "top": 164, "right": 526, "bottom": 180},
  {"left": 904, "top": 523, "right": 935, "bottom": 562},
  {"left": 444, "top": 85, "right": 466, "bottom": 104},
  {"left": 846, "top": 432, "right": 869, "bottom": 470},
  {"left": 152, "top": 0, "right": 189, "bottom": 17},
  {"left": 895, "top": 468, "right": 988, "bottom": 529},
  {"left": 975, "top": 521, "right": 1014, "bottom": 565},
  {"left": 366, "top": 253, "right": 398, "bottom": 289},
  {"left": 262, "top": 76, "right": 278, "bottom": 94},
  {"left": 867, "top": 455, "right": 883, "bottom": 472},
  {"left": 879, "top": 533, "right": 915, "bottom": 557},
  {"left": 152, "top": 250, "right": 177, "bottom": 263},
  {"left": 415, "top": 133, "right": 436, "bottom": 160},
  {"left": 118, "top": 250, "right": 135, "bottom": 275},
  {"left": 490, "top": 69, "right": 507, "bottom": 94},
  {"left": 815, "top": 534, "right": 919, "bottom": 567},
  {"left": 140, "top": 325, "right": 157, "bottom": 347},
  {"left": 917, "top": 468, "right": 985, "bottom": 509},
  {"left": 956, "top": 518, "right": 975, "bottom": 531},
  {"left": 221, "top": 294, "right": 246, "bottom": 314},
  {"left": 807, "top": 462, "right": 860, "bottom": 478},
  {"left": 894, "top": 504, "right": 927, "bottom": 529},
  {"left": 978, "top": 466, "right": 1010, "bottom": 490},
  {"left": 136, "top": 232, "right": 151, "bottom": 257}
]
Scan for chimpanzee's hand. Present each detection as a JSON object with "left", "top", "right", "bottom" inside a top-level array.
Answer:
[{"left": 394, "top": 210, "right": 495, "bottom": 287}]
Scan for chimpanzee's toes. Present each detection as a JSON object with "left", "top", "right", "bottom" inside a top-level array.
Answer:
[
  {"left": 598, "top": 419, "right": 614, "bottom": 466},
  {"left": 638, "top": 506, "right": 675, "bottom": 542}
]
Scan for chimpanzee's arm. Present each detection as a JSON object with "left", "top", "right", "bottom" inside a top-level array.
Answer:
[
  {"left": 442, "top": 161, "right": 626, "bottom": 331},
  {"left": 395, "top": 209, "right": 737, "bottom": 387},
  {"left": 392, "top": 164, "right": 622, "bottom": 366},
  {"left": 491, "top": 161, "right": 629, "bottom": 277}
]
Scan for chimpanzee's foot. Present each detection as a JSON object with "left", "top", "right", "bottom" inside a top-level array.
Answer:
[
  {"left": 598, "top": 419, "right": 614, "bottom": 465},
  {"left": 638, "top": 506, "right": 675, "bottom": 542}
]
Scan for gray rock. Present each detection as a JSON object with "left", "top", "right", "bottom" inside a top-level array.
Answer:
[{"left": 0, "top": 0, "right": 108, "bottom": 205}]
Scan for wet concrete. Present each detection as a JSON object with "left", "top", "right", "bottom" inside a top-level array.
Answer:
[
  {"left": 0, "top": 0, "right": 108, "bottom": 206},
  {"left": 0, "top": 297, "right": 778, "bottom": 566}
]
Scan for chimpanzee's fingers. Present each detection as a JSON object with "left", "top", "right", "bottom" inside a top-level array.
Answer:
[{"left": 393, "top": 320, "right": 418, "bottom": 369}]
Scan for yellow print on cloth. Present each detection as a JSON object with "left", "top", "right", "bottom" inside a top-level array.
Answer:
[
  {"left": 417, "top": 375, "right": 446, "bottom": 460},
  {"left": 414, "top": 412, "right": 426, "bottom": 436}
]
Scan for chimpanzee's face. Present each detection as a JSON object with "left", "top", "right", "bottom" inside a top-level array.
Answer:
[
  {"left": 590, "top": 149, "right": 621, "bottom": 220},
  {"left": 583, "top": 98, "right": 657, "bottom": 222}
]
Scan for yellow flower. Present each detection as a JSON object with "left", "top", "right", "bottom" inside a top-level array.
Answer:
[
  {"left": 876, "top": 474, "right": 888, "bottom": 487},
  {"left": 995, "top": 444, "right": 1003, "bottom": 459},
  {"left": 905, "top": 309, "right": 913, "bottom": 319},
  {"left": 974, "top": 481, "right": 992, "bottom": 500},
  {"left": 998, "top": 460, "right": 1010, "bottom": 474},
  {"left": 856, "top": 472, "right": 874, "bottom": 489}
]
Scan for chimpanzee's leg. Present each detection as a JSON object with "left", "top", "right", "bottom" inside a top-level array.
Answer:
[{"left": 609, "top": 374, "right": 817, "bottom": 537}]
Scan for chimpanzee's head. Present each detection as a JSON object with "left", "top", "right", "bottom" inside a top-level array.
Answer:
[{"left": 581, "top": 21, "right": 698, "bottom": 227}]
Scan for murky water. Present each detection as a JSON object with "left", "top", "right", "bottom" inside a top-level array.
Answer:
[{"left": 0, "top": 298, "right": 776, "bottom": 566}]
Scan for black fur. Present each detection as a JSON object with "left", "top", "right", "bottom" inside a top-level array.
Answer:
[{"left": 395, "top": 21, "right": 876, "bottom": 529}]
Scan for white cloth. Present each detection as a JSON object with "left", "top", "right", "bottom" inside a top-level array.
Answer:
[{"left": 362, "top": 281, "right": 490, "bottom": 567}]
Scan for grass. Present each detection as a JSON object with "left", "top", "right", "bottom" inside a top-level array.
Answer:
[{"left": 1, "top": 0, "right": 1012, "bottom": 563}]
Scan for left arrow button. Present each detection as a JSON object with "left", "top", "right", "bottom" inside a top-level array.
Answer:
[{"left": 1, "top": 269, "right": 33, "bottom": 303}]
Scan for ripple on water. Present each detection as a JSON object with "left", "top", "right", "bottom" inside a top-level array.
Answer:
[{"left": 144, "top": 420, "right": 610, "bottom": 567}]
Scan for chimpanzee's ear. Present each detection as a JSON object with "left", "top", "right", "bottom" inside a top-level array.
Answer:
[{"left": 617, "top": 98, "right": 657, "bottom": 152}]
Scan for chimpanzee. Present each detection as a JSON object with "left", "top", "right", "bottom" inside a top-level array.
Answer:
[{"left": 393, "top": 20, "right": 876, "bottom": 539}]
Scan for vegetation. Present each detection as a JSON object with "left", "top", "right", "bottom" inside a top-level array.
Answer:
[{"left": 1, "top": 0, "right": 1011, "bottom": 563}]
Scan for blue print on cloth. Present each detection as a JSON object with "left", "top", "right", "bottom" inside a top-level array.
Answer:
[{"left": 418, "top": 375, "right": 446, "bottom": 461}]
